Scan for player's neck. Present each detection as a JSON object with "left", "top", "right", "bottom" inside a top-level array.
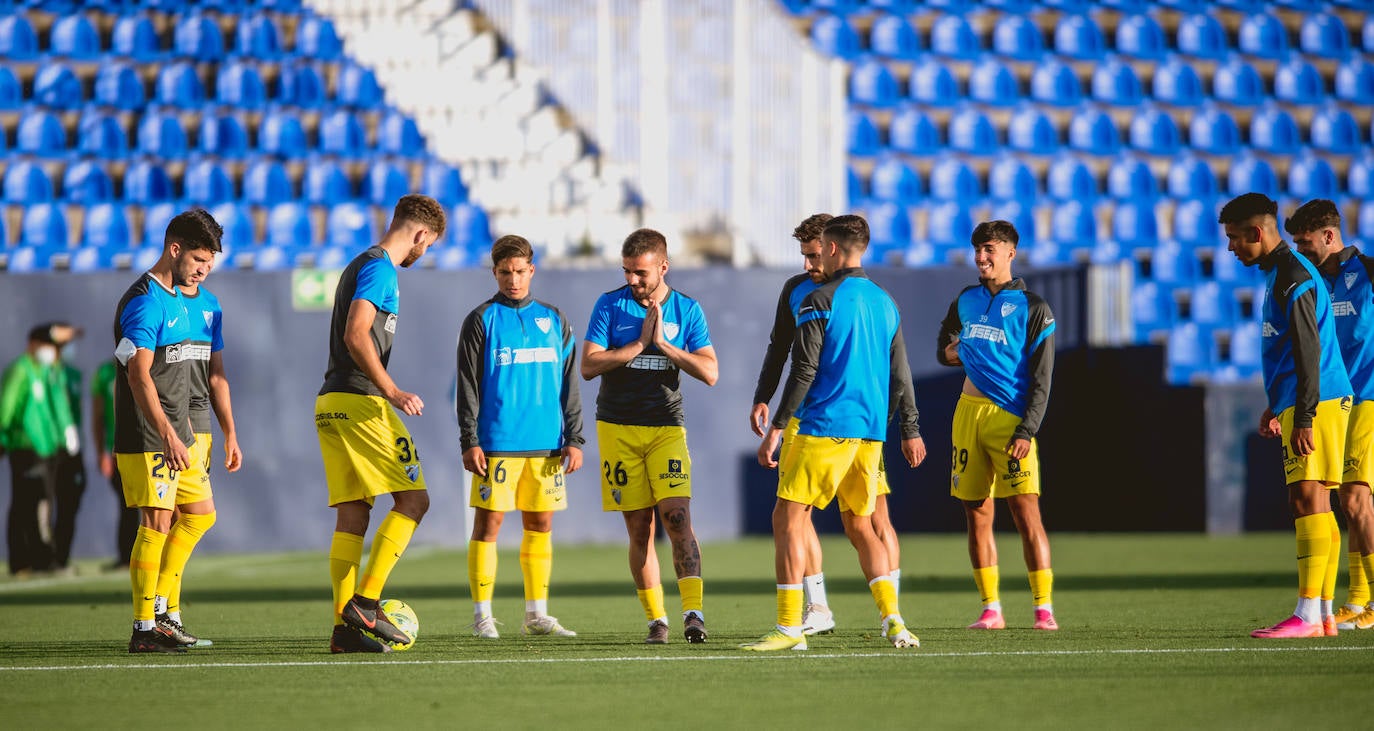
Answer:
[
  {"left": 146, "top": 262, "right": 177, "bottom": 292},
  {"left": 981, "top": 277, "right": 1013, "bottom": 294}
]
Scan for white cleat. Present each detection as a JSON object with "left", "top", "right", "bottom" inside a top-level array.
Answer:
[
  {"left": 883, "top": 617, "right": 920, "bottom": 649},
  {"left": 471, "top": 615, "right": 501, "bottom": 639},
  {"left": 801, "top": 603, "right": 836, "bottom": 636},
  {"left": 522, "top": 615, "right": 577, "bottom": 637}
]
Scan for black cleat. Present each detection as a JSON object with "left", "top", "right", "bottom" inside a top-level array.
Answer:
[
  {"left": 156, "top": 614, "right": 200, "bottom": 647},
  {"left": 330, "top": 624, "right": 392, "bottom": 654},
  {"left": 645, "top": 619, "right": 670, "bottom": 644},
  {"left": 341, "top": 595, "right": 410, "bottom": 645},
  {"left": 684, "top": 613, "right": 708, "bottom": 644},
  {"left": 129, "top": 626, "right": 187, "bottom": 654}
]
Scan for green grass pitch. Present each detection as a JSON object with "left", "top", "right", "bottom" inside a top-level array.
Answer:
[{"left": 3, "top": 533, "right": 1374, "bottom": 729}]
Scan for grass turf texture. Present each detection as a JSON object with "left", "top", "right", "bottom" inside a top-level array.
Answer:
[{"left": 4, "top": 533, "right": 1374, "bottom": 729}]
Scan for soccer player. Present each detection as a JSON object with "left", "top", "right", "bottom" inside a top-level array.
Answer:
[
  {"left": 1287, "top": 199, "right": 1374, "bottom": 631},
  {"left": 745, "top": 214, "right": 925, "bottom": 652},
  {"left": 114, "top": 209, "right": 221, "bottom": 653},
  {"left": 316, "top": 194, "right": 446, "bottom": 654},
  {"left": 458, "top": 235, "right": 585, "bottom": 639},
  {"left": 1220, "top": 193, "right": 1352, "bottom": 639},
  {"left": 936, "top": 220, "right": 1059, "bottom": 632},
  {"left": 150, "top": 237, "right": 244, "bottom": 648},
  {"left": 749, "top": 213, "right": 904, "bottom": 635},
  {"left": 581, "top": 228, "right": 718, "bottom": 644}
]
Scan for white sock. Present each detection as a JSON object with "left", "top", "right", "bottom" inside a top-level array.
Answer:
[
  {"left": 983, "top": 601, "right": 1003, "bottom": 612},
  {"left": 1034, "top": 603, "right": 1053, "bottom": 613},
  {"left": 153, "top": 596, "right": 168, "bottom": 615},
  {"left": 134, "top": 619, "right": 156, "bottom": 632},
  {"left": 526, "top": 599, "right": 547, "bottom": 618},
  {"left": 649, "top": 616, "right": 668, "bottom": 627},
  {"left": 776, "top": 624, "right": 802, "bottom": 637},
  {"left": 803, "top": 573, "right": 828, "bottom": 607},
  {"left": 474, "top": 600, "right": 492, "bottom": 620},
  {"left": 1345, "top": 603, "right": 1364, "bottom": 612},
  {"left": 684, "top": 609, "right": 703, "bottom": 621},
  {"left": 1320, "top": 598, "right": 1334, "bottom": 618},
  {"left": 1295, "top": 596, "right": 1320, "bottom": 624},
  {"left": 167, "top": 610, "right": 181, "bottom": 624},
  {"left": 889, "top": 568, "right": 901, "bottom": 595}
]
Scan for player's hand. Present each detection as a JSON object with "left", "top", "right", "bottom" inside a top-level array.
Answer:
[
  {"left": 562, "top": 445, "right": 583, "bottom": 474},
  {"left": 943, "top": 339, "right": 962, "bottom": 366},
  {"left": 463, "top": 446, "right": 487, "bottom": 477},
  {"left": 1005, "top": 437, "right": 1031, "bottom": 460},
  {"left": 389, "top": 389, "right": 424, "bottom": 416},
  {"left": 757, "top": 427, "right": 784, "bottom": 469},
  {"left": 1291, "top": 426, "right": 1316, "bottom": 457},
  {"left": 640, "top": 301, "right": 661, "bottom": 347},
  {"left": 162, "top": 432, "right": 190, "bottom": 472},
  {"left": 901, "top": 436, "right": 926, "bottom": 467},
  {"left": 1258, "top": 408, "right": 1282, "bottom": 439},
  {"left": 98, "top": 450, "right": 115, "bottom": 479},
  {"left": 749, "top": 403, "right": 770, "bottom": 437},
  {"left": 223, "top": 434, "right": 243, "bottom": 473}
]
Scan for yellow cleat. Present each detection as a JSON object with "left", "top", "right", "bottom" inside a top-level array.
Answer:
[
  {"left": 1354, "top": 606, "right": 1374, "bottom": 631},
  {"left": 739, "top": 629, "right": 807, "bottom": 652},
  {"left": 1334, "top": 604, "right": 1365, "bottom": 631}
]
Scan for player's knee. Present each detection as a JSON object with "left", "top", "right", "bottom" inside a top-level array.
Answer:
[{"left": 395, "top": 489, "right": 430, "bottom": 519}]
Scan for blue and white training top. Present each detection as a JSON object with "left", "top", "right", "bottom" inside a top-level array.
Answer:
[
  {"left": 179, "top": 286, "right": 223, "bottom": 434},
  {"left": 113, "top": 272, "right": 193, "bottom": 453},
  {"left": 320, "top": 246, "right": 400, "bottom": 397},
  {"left": 1323, "top": 246, "right": 1374, "bottom": 403}
]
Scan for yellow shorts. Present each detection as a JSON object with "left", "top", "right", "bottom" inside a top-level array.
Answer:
[
  {"left": 950, "top": 394, "right": 1040, "bottom": 501},
  {"left": 470, "top": 456, "right": 568, "bottom": 513},
  {"left": 596, "top": 421, "right": 691, "bottom": 511},
  {"left": 1344, "top": 400, "right": 1374, "bottom": 486},
  {"left": 778, "top": 433, "right": 883, "bottom": 515},
  {"left": 1278, "top": 396, "right": 1351, "bottom": 486},
  {"left": 117, "top": 451, "right": 181, "bottom": 510},
  {"left": 783, "top": 417, "right": 890, "bottom": 496},
  {"left": 315, "top": 392, "right": 427, "bottom": 506},
  {"left": 175, "top": 433, "right": 213, "bottom": 505}
]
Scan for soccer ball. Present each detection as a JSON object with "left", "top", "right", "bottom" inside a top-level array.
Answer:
[{"left": 378, "top": 598, "right": 419, "bottom": 651}]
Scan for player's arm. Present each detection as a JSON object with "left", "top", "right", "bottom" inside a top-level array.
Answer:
[
  {"left": 580, "top": 294, "right": 648, "bottom": 379},
  {"left": 558, "top": 314, "right": 584, "bottom": 474},
  {"left": 889, "top": 327, "right": 926, "bottom": 467},
  {"left": 122, "top": 348, "right": 190, "bottom": 471},
  {"left": 936, "top": 298, "right": 963, "bottom": 367},
  {"left": 1012, "top": 297, "right": 1057, "bottom": 453},
  {"left": 650, "top": 299, "right": 718, "bottom": 386},
  {"left": 1287, "top": 283, "right": 1323, "bottom": 456},
  {"left": 207, "top": 351, "right": 242, "bottom": 472},
  {"left": 758, "top": 312, "right": 824, "bottom": 468},
  {"left": 455, "top": 307, "right": 487, "bottom": 475},
  {"left": 751, "top": 283, "right": 798, "bottom": 434},
  {"left": 343, "top": 298, "right": 421, "bottom": 415}
]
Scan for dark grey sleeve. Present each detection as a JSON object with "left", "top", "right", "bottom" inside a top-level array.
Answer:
[
  {"left": 771, "top": 317, "right": 826, "bottom": 430},
  {"left": 558, "top": 312, "right": 585, "bottom": 447},
  {"left": 936, "top": 297, "right": 962, "bottom": 367},
  {"left": 455, "top": 307, "right": 486, "bottom": 452},
  {"left": 889, "top": 327, "right": 921, "bottom": 439},
  {"left": 752, "top": 282, "right": 798, "bottom": 406},
  {"left": 1015, "top": 297, "right": 1056, "bottom": 441},
  {"left": 1288, "top": 287, "right": 1322, "bottom": 429}
]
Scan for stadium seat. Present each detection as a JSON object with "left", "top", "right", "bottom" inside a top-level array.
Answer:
[
  {"left": 991, "top": 14, "right": 1043, "bottom": 61},
  {"left": 82, "top": 203, "right": 131, "bottom": 249},
  {"left": 137, "top": 111, "right": 188, "bottom": 158},
  {"left": 1029, "top": 58, "right": 1082, "bottom": 107},
  {"left": 1167, "top": 321, "right": 1215, "bottom": 383},
  {"left": 1286, "top": 152, "right": 1339, "bottom": 200},
  {"left": 326, "top": 202, "right": 376, "bottom": 248},
  {"left": 1166, "top": 155, "right": 1219, "bottom": 200},
  {"left": 235, "top": 13, "right": 283, "bottom": 59},
  {"left": 1366, "top": 14, "right": 1374, "bottom": 53},
  {"left": 1111, "top": 200, "right": 1159, "bottom": 246},
  {"left": 925, "top": 201, "right": 974, "bottom": 248},
  {"left": 1067, "top": 106, "right": 1122, "bottom": 155},
  {"left": 359, "top": 161, "right": 410, "bottom": 206},
  {"left": 296, "top": 14, "right": 343, "bottom": 60},
  {"left": 1007, "top": 105, "right": 1058, "bottom": 154},
  {"left": 17, "top": 111, "right": 68, "bottom": 156},
  {"left": 846, "top": 109, "right": 881, "bottom": 156},
  {"left": 1229, "top": 321, "right": 1262, "bottom": 372},
  {"left": 908, "top": 57, "right": 960, "bottom": 107},
  {"left": 155, "top": 62, "right": 206, "bottom": 107},
  {"left": 267, "top": 202, "right": 314, "bottom": 247},
  {"left": 1309, "top": 104, "right": 1361, "bottom": 154},
  {"left": 62, "top": 160, "right": 115, "bottom": 203},
  {"left": 77, "top": 112, "right": 129, "bottom": 159},
  {"left": 1152, "top": 57, "right": 1204, "bottom": 107},
  {"left": 847, "top": 165, "right": 865, "bottom": 208},
  {"left": 1189, "top": 281, "right": 1237, "bottom": 326},
  {"left": 968, "top": 57, "right": 1020, "bottom": 106},
  {"left": 50, "top": 14, "right": 101, "bottom": 59},
  {"left": 3, "top": 162, "right": 55, "bottom": 204},
  {"left": 987, "top": 156, "right": 1038, "bottom": 202},
  {"left": 1213, "top": 56, "right": 1265, "bottom": 107},
  {"left": 1335, "top": 56, "right": 1374, "bottom": 105},
  {"left": 849, "top": 57, "right": 900, "bottom": 108},
  {"left": 1146, "top": 240, "right": 1197, "bottom": 285},
  {"left": 422, "top": 162, "right": 467, "bottom": 207},
  {"left": 1273, "top": 56, "right": 1325, "bottom": 106},
  {"left": 184, "top": 160, "right": 236, "bottom": 204},
  {"left": 1188, "top": 105, "right": 1242, "bottom": 155},
  {"left": 1053, "top": 14, "right": 1106, "bottom": 61},
  {"left": 983, "top": 0, "right": 1033, "bottom": 9},
  {"left": 888, "top": 106, "right": 940, "bottom": 156},
  {"left": 1132, "top": 280, "right": 1172, "bottom": 340},
  {"left": 217, "top": 62, "right": 268, "bottom": 110},
  {"left": 304, "top": 160, "right": 353, "bottom": 205},
  {"left": 377, "top": 112, "right": 425, "bottom": 156},
  {"left": 1299, "top": 12, "right": 1351, "bottom": 59},
  {"left": 450, "top": 202, "right": 494, "bottom": 253},
  {"left": 338, "top": 63, "right": 384, "bottom": 108},
  {"left": 174, "top": 13, "right": 225, "bottom": 61},
  {"left": 20, "top": 204, "right": 69, "bottom": 248},
  {"left": 138, "top": 201, "right": 176, "bottom": 247},
  {"left": 810, "top": 14, "right": 861, "bottom": 60},
  {"left": 0, "top": 15, "right": 39, "bottom": 61},
  {"left": 1349, "top": 153, "right": 1374, "bottom": 199},
  {"left": 1211, "top": 241, "right": 1261, "bottom": 284},
  {"left": 1115, "top": 14, "right": 1166, "bottom": 60},
  {"left": 319, "top": 109, "right": 367, "bottom": 156},
  {"left": 123, "top": 160, "right": 176, "bottom": 204},
  {"left": 1046, "top": 154, "right": 1098, "bottom": 201},
  {"left": 1050, "top": 199, "right": 1096, "bottom": 247},
  {"left": 948, "top": 107, "right": 998, "bottom": 156},
  {"left": 208, "top": 202, "right": 255, "bottom": 249},
  {"left": 930, "top": 14, "right": 980, "bottom": 59},
  {"left": 866, "top": 201, "right": 912, "bottom": 249},
  {"left": 1106, "top": 155, "right": 1160, "bottom": 201},
  {"left": 1237, "top": 13, "right": 1288, "bottom": 59},
  {"left": 243, "top": 159, "right": 294, "bottom": 206},
  {"left": 1128, "top": 106, "right": 1182, "bottom": 156},
  {"left": 94, "top": 62, "right": 147, "bottom": 110},
  {"left": 112, "top": 13, "right": 161, "bottom": 61},
  {"left": 928, "top": 156, "right": 980, "bottom": 203},
  {"left": 259, "top": 110, "right": 309, "bottom": 156},
  {"left": 33, "top": 64, "right": 83, "bottom": 110},
  {"left": 1175, "top": 13, "right": 1229, "bottom": 60},
  {"left": 277, "top": 63, "right": 328, "bottom": 108},
  {"left": 0, "top": 66, "right": 19, "bottom": 110},
  {"left": 1091, "top": 58, "right": 1143, "bottom": 106},
  {"left": 870, "top": 156, "right": 923, "bottom": 203},
  {"left": 989, "top": 200, "right": 1037, "bottom": 244},
  {"left": 198, "top": 113, "right": 250, "bottom": 158},
  {"left": 1249, "top": 104, "right": 1302, "bottom": 155},
  {"left": 1227, "top": 153, "right": 1279, "bottom": 198},
  {"left": 1361, "top": 201, "right": 1374, "bottom": 242},
  {"left": 870, "top": 14, "right": 920, "bottom": 60},
  {"left": 1173, "top": 198, "right": 1219, "bottom": 248}
]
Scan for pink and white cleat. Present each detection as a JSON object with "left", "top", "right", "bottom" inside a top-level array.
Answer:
[
  {"left": 1250, "top": 615, "right": 1324, "bottom": 639},
  {"left": 1033, "top": 608, "right": 1059, "bottom": 631},
  {"left": 967, "top": 608, "right": 1006, "bottom": 630},
  {"left": 1322, "top": 615, "right": 1338, "bottom": 637}
]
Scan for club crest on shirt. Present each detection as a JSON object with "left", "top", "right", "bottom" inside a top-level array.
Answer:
[
  {"left": 535, "top": 316, "right": 552, "bottom": 333},
  {"left": 1346, "top": 273, "right": 1358, "bottom": 291},
  {"left": 203, "top": 311, "right": 214, "bottom": 328},
  {"left": 663, "top": 322, "right": 680, "bottom": 341},
  {"left": 385, "top": 313, "right": 398, "bottom": 334},
  {"left": 1001, "top": 302, "right": 1017, "bottom": 318}
]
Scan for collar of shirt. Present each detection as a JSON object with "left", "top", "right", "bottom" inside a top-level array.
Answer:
[
  {"left": 493, "top": 292, "right": 534, "bottom": 308},
  {"left": 1257, "top": 241, "right": 1293, "bottom": 272}
]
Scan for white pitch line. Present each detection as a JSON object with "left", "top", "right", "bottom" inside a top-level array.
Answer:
[{"left": 3, "top": 644, "right": 1371, "bottom": 673}]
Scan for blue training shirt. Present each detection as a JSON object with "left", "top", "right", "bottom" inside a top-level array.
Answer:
[
  {"left": 752, "top": 272, "right": 820, "bottom": 415},
  {"left": 112, "top": 272, "right": 194, "bottom": 453},
  {"left": 320, "top": 247, "right": 401, "bottom": 396},
  {"left": 1324, "top": 247, "right": 1374, "bottom": 403},
  {"left": 1258, "top": 242, "right": 1352, "bottom": 425}
]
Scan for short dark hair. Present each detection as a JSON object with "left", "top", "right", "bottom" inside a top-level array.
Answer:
[
  {"left": 822, "top": 214, "right": 869, "bottom": 253},
  {"left": 164, "top": 208, "right": 223, "bottom": 253},
  {"left": 971, "top": 220, "right": 1019, "bottom": 247},
  {"left": 1285, "top": 199, "right": 1342, "bottom": 235},
  {"left": 792, "top": 214, "right": 833, "bottom": 244},
  {"left": 391, "top": 194, "right": 447, "bottom": 238},
  {"left": 491, "top": 234, "right": 533, "bottom": 265},
  {"left": 622, "top": 228, "right": 668, "bottom": 259},
  {"left": 1218, "top": 193, "right": 1278, "bottom": 226}
]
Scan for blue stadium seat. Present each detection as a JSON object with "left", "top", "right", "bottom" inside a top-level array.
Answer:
[
  {"left": 422, "top": 162, "right": 467, "bottom": 207},
  {"left": 867, "top": 201, "right": 912, "bottom": 251},
  {"left": 870, "top": 14, "right": 920, "bottom": 60},
  {"left": 1366, "top": 14, "right": 1374, "bottom": 53},
  {"left": 1091, "top": 57, "right": 1143, "bottom": 106},
  {"left": 948, "top": 106, "right": 998, "bottom": 156},
  {"left": 33, "top": 64, "right": 83, "bottom": 110},
  {"left": 296, "top": 14, "right": 343, "bottom": 60},
  {"left": 450, "top": 202, "right": 494, "bottom": 253},
  {"left": 378, "top": 112, "right": 425, "bottom": 155},
  {"left": 184, "top": 160, "right": 236, "bottom": 204},
  {"left": 1274, "top": 55, "right": 1325, "bottom": 106},
  {"left": 991, "top": 14, "right": 1043, "bottom": 61},
  {"left": 1166, "top": 155, "right": 1219, "bottom": 199},
  {"left": 846, "top": 109, "right": 881, "bottom": 156},
  {"left": 1172, "top": 198, "right": 1219, "bottom": 248},
  {"left": 868, "top": 0, "right": 919, "bottom": 10},
  {"left": 1050, "top": 199, "right": 1096, "bottom": 247},
  {"left": 82, "top": 203, "right": 131, "bottom": 249},
  {"left": 929, "top": 14, "right": 980, "bottom": 60},
  {"left": 1128, "top": 106, "right": 1182, "bottom": 156},
  {"left": 198, "top": 113, "right": 250, "bottom": 158},
  {"left": 1237, "top": 12, "right": 1288, "bottom": 59},
  {"left": 1249, "top": 104, "right": 1302, "bottom": 155},
  {"left": 77, "top": 112, "right": 129, "bottom": 159},
  {"left": 1299, "top": 12, "right": 1350, "bottom": 59},
  {"left": 988, "top": 157, "right": 1038, "bottom": 202},
  {"left": 1335, "top": 56, "right": 1374, "bottom": 105},
  {"left": 94, "top": 62, "right": 146, "bottom": 110},
  {"left": 304, "top": 160, "right": 353, "bottom": 205},
  {"left": 50, "top": 14, "right": 100, "bottom": 59},
  {"left": 136, "top": 110, "right": 188, "bottom": 158},
  {"left": 1167, "top": 322, "right": 1215, "bottom": 383},
  {"left": 870, "top": 156, "right": 923, "bottom": 203},
  {"left": 1229, "top": 321, "right": 1262, "bottom": 373},
  {"left": 1111, "top": 200, "right": 1159, "bottom": 246},
  {"left": 3, "top": 162, "right": 55, "bottom": 204},
  {"left": 327, "top": 202, "right": 376, "bottom": 248},
  {"left": 1188, "top": 105, "right": 1241, "bottom": 155},
  {"left": 1286, "top": 152, "right": 1339, "bottom": 200},
  {"left": 359, "top": 161, "right": 410, "bottom": 206},
  {"left": 174, "top": 13, "right": 225, "bottom": 61},
  {"left": 267, "top": 202, "right": 314, "bottom": 247},
  {"left": 112, "top": 13, "right": 161, "bottom": 61},
  {"left": 1029, "top": 58, "right": 1082, "bottom": 107},
  {"left": 983, "top": 0, "right": 1033, "bottom": 9},
  {"left": 235, "top": 13, "right": 283, "bottom": 58},
  {"left": 156, "top": 62, "right": 206, "bottom": 107},
  {"left": 1309, "top": 104, "right": 1361, "bottom": 154},
  {"left": 123, "top": 160, "right": 176, "bottom": 204},
  {"left": 1211, "top": 242, "right": 1262, "bottom": 284},
  {"left": 849, "top": 57, "right": 899, "bottom": 108},
  {"left": 1053, "top": 14, "right": 1106, "bottom": 61},
  {"left": 338, "top": 63, "right": 384, "bottom": 108},
  {"left": 319, "top": 109, "right": 367, "bottom": 156},
  {"left": 810, "top": 14, "right": 861, "bottom": 60},
  {"left": 1152, "top": 57, "right": 1203, "bottom": 107},
  {"left": 1227, "top": 153, "right": 1279, "bottom": 198},
  {"left": 259, "top": 109, "right": 308, "bottom": 156},
  {"left": 1189, "top": 281, "right": 1237, "bottom": 326},
  {"left": 17, "top": 111, "right": 68, "bottom": 156},
  {"left": 217, "top": 62, "right": 268, "bottom": 110},
  {"left": 1146, "top": 240, "right": 1198, "bottom": 285},
  {"left": 1349, "top": 152, "right": 1374, "bottom": 199},
  {"left": 139, "top": 201, "right": 176, "bottom": 247},
  {"left": 1132, "top": 280, "right": 1172, "bottom": 340},
  {"left": 62, "top": 160, "right": 115, "bottom": 203},
  {"left": 1360, "top": 200, "right": 1374, "bottom": 241},
  {"left": 1176, "top": 13, "right": 1229, "bottom": 60},
  {"left": 0, "top": 66, "right": 19, "bottom": 110},
  {"left": 989, "top": 200, "right": 1036, "bottom": 244},
  {"left": 0, "top": 15, "right": 39, "bottom": 61},
  {"left": 928, "top": 156, "right": 980, "bottom": 203},
  {"left": 1212, "top": 56, "right": 1265, "bottom": 107},
  {"left": 20, "top": 203, "right": 69, "bottom": 248},
  {"left": 1115, "top": 14, "right": 1166, "bottom": 60},
  {"left": 208, "top": 202, "right": 255, "bottom": 249},
  {"left": 1106, "top": 155, "right": 1160, "bottom": 201},
  {"left": 968, "top": 57, "right": 1020, "bottom": 107},
  {"left": 277, "top": 63, "right": 327, "bottom": 108},
  {"left": 888, "top": 106, "right": 940, "bottom": 156},
  {"left": 925, "top": 201, "right": 973, "bottom": 248},
  {"left": 243, "top": 159, "right": 294, "bottom": 206},
  {"left": 908, "top": 57, "right": 960, "bottom": 107},
  {"left": 1007, "top": 105, "right": 1058, "bottom": 154},
  {"left": 1067, "top": 106, "right": 1121, "bottom": 155},
  {"left": 847, "top": 165, "right": 865, "bottom": 208},
  {"left": 1046, "top": 154, "right": 1098, "bottom": 201}
]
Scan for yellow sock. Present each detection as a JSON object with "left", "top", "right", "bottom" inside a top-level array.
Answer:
[
  {"left": 973, "top": 565, "right": 1000, "bottom": 606},
  {"left": 1028, "top": 568, "right": 1054, "bottom": 607},
  {"left": 637, "top": 585, "right": 666, "bottom": 621},
  {"left": 329, "top": 532, "right": 364, "bottom": 624},
  {"left": 358, "top": 512, "right": 417, "bottom": 600},
  {"left": 777, "top": 584, "right": 803, "bottom": 629},
  {"left": 678, "top": 576, "right": 703, "bottom": 616},
  {"left": 1295, "top": 513, "right": 1331, "bottom": 599},
  {"left": 520, "top": 530, "right": 552, "bottom": 603},
  {"left": 154, "top": 512, "right": 216, "bottom": 615},
  {"left": 1363, "top": 554, "right": 1374, "bottom": 606},
  {"left": 469, "top": 539, "right": 498, "bottom": 604},
  {"left": 1348, "top": 551, "right": 1370, "bottom": 607},
  {"left": 130, "top": 526, "right": 166, "bottom": 623},
  {"left": 869, "top": 576, "right": 899, "bottom": 619},
  {"left": 1322, "top": 511, "right": 1341, "bottom": 603}
]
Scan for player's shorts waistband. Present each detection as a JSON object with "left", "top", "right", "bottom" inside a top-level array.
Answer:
[{"left": 958, "top": 393, "right": 996, "bottom": 407}]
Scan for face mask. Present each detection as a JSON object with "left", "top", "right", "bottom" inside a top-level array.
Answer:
[
  {"left": 34, "top": 346, "right": 57, "bottom": 367},
  {"left": 60, "top": 343, "right": 76, "bottom": 361}
]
